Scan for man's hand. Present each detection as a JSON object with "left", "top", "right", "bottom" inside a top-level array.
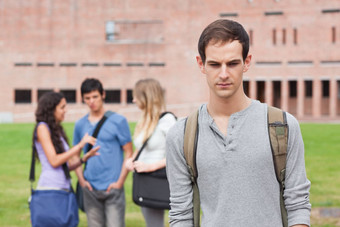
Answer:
[
  {"left": 106, "top": 181, "right": 123, "bottom": 192},
  {"left": 81, "top": 180, "right": 93, "bottom": 191}
]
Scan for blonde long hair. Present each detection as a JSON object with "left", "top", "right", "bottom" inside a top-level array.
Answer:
[{"left": 133, "top": 78, "right": 165, "bottom": 143}]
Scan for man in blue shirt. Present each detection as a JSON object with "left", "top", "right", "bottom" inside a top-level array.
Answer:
[{"left": 73, "top": 78, "right": 133, "bottom": 227}]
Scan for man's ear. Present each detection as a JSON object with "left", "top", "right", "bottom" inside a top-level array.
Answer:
[
  {"left": 243, "top": 54, "right": 252, "bottom": 73},
  {"left": 196, "top": 56, "right": 206, "bottom": 74},
  {"left": 102, "top": 91, "right": 106, "bottom": 100}
]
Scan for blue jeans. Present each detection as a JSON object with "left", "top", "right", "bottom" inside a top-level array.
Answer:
[{"left": 83, "top": 187, "right": 125, "bottom": 227}]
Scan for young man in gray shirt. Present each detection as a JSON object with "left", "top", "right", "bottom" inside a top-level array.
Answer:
[{"left": 166, "top": 19, "right": 311, "bottom": 227}]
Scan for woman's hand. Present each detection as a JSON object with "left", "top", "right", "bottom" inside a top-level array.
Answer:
[
  {"left": 125, "top": 157, "right": 135, "bottom": 171},
  {"left": 82, "top": 146, "right": 100, "bottom": 162},
  {"left": 133, "top": 161, "right": 154, "bottom": 173},
  {"left": 78, "top": 133, "right": 96, "bottom": 149}
]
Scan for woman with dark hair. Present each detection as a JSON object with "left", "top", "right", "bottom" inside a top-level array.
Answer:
[{"left": 31, "top": 92, "right": 99, "bottom": 225}]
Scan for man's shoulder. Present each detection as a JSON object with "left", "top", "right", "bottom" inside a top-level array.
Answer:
[
  {"left": 106, "top": 112, "right": 126, "bottom": 122},
  {"left": 167, "top": 117, "right": 186, "bottom": 141},
  {"left": 74, "top": 114, "right": 89, "bottom": 128}
]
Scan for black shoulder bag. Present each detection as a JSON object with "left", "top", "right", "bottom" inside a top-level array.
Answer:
[
  {"left": 75, "top": 111, "right": 114, "bottom": 212},
  {"left": 132, "top": 112, "right": 176, "bottom": 210}
]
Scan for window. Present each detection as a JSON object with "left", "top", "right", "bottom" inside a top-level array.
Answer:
[
  {"left": 60, "top": 89, "right": 76, "bottom": 103},
  {"left": 38, "top": 89, "right": 53, "bottom": 101},
  {"left": 105, "top": 20, "right": 163, "bottom": 44},
  {"left": 15, "top": 89, "right": 31, "bottom": 103},
  {"left": 14, "top": 62, "right": 32, "bottom": 67},
  {"left": 322, "top": 80, "right": 330, "bottom": 97},
  {"left": 332, "top": 27, "right": 336, "bottom": 43},
  {"left": 106, "top": 21, "right": 116, "bottom": 41},
  {"left": 149, "top": 62, "right": 165, "bottom": 67},
  {"left": 272, "top": 29, "right": 277, "bottom": 45},
  {"left": 37, "top": 63, "right": 54, "bottom": 67},
  {"left": 105, "top": 90, "right": 121, "bottom": 103},
  {"left": 256, "top": 81, "right": 265, "bottom": 103},
  {"left": 126, "top": 63, "right": 144, "bottom": 67},
  {"left": 243, "top": 81, "right": 249, "bottom": 97},
  {"left": 219, "top": 12, "right": 238, "bottom": 17},
  {"left": 249, "top": 30, "right": 253, "bottom": 46},
  {"left": 126, "top": 89, "right": 133, "bottom": 104},
  {"left": 264, "top": 11, "right": 283, "bottom": 16},
  {"left": 282, "top": 28, "right": 286, "bottom": 44},
  {"left": 293, "top": 28, "right": 298, "bottom": 45},
  {"left": 305, "top": 81, "right": 313, "bottom": 97},
  {"left": 289, "top": 81, "right": 297, "bottom": 97},
  {"left": 322, "top": 9, "right": 340, "bottom": 14}
]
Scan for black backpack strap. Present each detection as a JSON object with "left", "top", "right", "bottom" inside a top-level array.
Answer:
[
  {"left": 267, "top": 105, "right": 288, "bottom": 227},
  {"left": 183, "top": 110, "right": 200, "bottom": 227}
]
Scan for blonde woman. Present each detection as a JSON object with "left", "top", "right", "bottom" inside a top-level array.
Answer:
[{"left": 126, "top": 78, "right": 177, "bottom": 227}]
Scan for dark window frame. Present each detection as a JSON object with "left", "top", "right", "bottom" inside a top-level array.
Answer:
[
  {"left": 15, "top": 89, "right": 32, "bottom": 104},
  {"left": 105, "top": 89, "right": 121, "bottom": 104}
]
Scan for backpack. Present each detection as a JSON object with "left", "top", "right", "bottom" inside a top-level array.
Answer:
[{"left": 183, "top": 105, "right": 288, "bottom": 227}]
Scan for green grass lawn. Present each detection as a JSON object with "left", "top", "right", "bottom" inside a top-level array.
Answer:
[{"left": 0, "top": 122, "right": 339, "bottom": 226}]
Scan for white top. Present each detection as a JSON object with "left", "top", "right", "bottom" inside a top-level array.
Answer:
[{"left": 134, "top": 113, "right": 177, "bottom": 164}]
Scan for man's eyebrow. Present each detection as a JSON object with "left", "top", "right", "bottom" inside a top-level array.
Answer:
[
  {"left": 228, "top": 59, "right": 242, "bottom": 63},
  {"left": 206, "top": 59, "right": 242, "bottom": 64},
  {"left": 206, "top": 60, "right": 220, "bottom": 64}
]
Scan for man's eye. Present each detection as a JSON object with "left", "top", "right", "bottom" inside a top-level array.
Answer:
[{"left": 228, "top": 62, "right": 238, "bottom": 67}]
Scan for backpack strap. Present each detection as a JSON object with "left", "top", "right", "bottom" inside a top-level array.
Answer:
[
  {"left": 183, "top": 110, "right": 200, "bottom": 227},
  {"left": 267, "top": 105, "right": 288, "bottom": 227}
]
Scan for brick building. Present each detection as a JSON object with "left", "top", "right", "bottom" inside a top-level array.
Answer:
[{"left": 0, "top": 0, "right": 339, "bottom": 122}]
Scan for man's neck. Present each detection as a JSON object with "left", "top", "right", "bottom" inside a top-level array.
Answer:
[
  {"left": 207, "top": 93, "right": 251, "bottom": 118},
  {"left": 89, "top": 107, "right": 105, "bottom": 122}
]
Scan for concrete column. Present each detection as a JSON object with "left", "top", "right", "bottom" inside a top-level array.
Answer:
[
  {"left": 76, "top": 89, "right": 82, "bottom": 104},
  {"left": 297, "top": 79, "right": 305, "bottom": 119},
  {"left": 121, "top": 88, "right": 127, "bottom": 106},
  {"left": 265, "top": 80, "right": 273, "bottom": 106},
  {"left": 32, "top": 88, "right": 38, "bottom": 104},
  {"left": 249, "top": 79, "right": 257, "bottom": 100},
  {"left": 330, "top": 79, "right": 337, "bottom": 118},
  {"left": 313, "top": 79, "right": 321, "bottom": 118},
  {"left": 281, "top": 80, "right": 288, "bottom": 111}
]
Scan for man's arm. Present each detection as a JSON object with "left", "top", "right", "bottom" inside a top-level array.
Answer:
[
  {"left": 284, "top": 113, "right": 311, "bottom": 227},
  {"left": 166, "top": 120, "right": 195, "bottom": 226},
  {"left": 106, "top": 142, "right": 133, "bottom": 192}
]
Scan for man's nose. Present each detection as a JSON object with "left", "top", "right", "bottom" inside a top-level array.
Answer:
[{"left": 219, "top": 65, "right": 229, "bottom": 79}]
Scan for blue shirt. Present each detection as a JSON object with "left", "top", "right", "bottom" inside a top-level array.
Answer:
[{"left": 73, "top": 112, "right": 131, "bottom": 190}]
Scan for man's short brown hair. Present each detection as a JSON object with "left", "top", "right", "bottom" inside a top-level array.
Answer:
[{"left": 198, "top": 19, "right": 249, "bottom": 63}]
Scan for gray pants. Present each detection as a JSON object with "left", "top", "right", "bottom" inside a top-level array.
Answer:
[
  {"left": 141, "top": 206, "right": 165, "bottom": 227},
  {"left": 83, "top": 187, "right": 125, "bottom": 227}
]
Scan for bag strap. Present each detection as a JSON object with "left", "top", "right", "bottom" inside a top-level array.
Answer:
[
  {"left": 87, "top": 111, "right": 114, "bottom": 152},
  {"left": 267, "top": 105, "right": 288, "bottom": 227},
  {"left": 82, "top": 111, "right": 114, "bottom": 173},
  {"left": 183, "top": 110, "right": 200, "bottom": 227},
  {"left": 134, "top": 112, "right": 175, "bottom": 162},
  {"left": 29, "top": 125, "right": 38, "bottom": 183}
]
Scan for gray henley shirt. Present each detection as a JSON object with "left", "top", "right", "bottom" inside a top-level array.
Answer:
[{"left": 166, "top": 100, "right": 311, "bottom": 227}]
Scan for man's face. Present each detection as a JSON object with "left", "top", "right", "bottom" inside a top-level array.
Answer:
[
  {"left": 82, "top": 90, "right": 105, "bottom": 112},
  {"left": 196, "top": 40, "right": 251, "bottom": 101}
]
